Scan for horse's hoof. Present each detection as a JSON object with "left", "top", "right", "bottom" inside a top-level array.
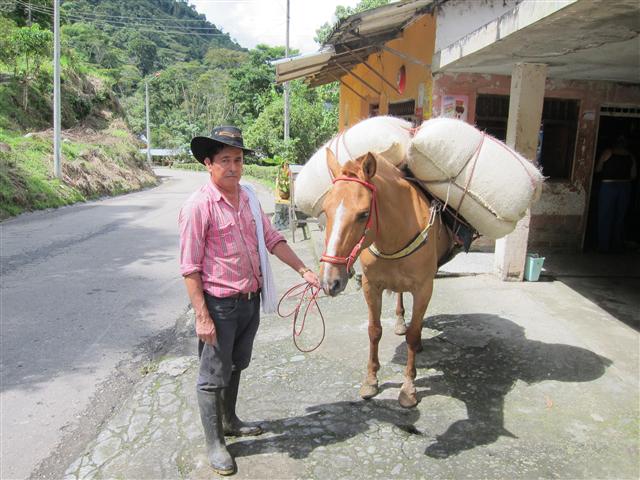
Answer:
[
  {"left": 398, "top": 386, "right": 418, "bottom": 408},
  {"left": 359, "top": 382, "right": 379, "bottom": 399},
  {"left": 394, "top": 321, "right": 407, "bottom": 336}
]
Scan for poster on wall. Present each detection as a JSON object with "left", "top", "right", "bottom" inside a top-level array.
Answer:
[
  {"left": 442, "top": 95, "right": 468, "bottom": 121},
  {"left": 416, "top": 83, "right": 425, "bottom": 119}
]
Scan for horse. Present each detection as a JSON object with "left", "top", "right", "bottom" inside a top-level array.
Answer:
[{"left": 319, "top": 149, "right": 457, "bottom": 408}]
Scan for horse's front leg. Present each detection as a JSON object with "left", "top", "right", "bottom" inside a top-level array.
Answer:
[
  {"left": 399, "top": 281, "right": 433, "bottom": 408},
  {"left": 394, "top": 293, "right": 407, "bottom": 335},
  {"left": 359, "top": 278, "right": 383, "bottom": 400}
]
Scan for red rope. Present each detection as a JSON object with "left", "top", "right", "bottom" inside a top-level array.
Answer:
[
  {"left": 277, "top": 282, "right": 326, "bottom": 353},
  {"left": 320, "top": 176, "right": 379, "bottom": 271}
]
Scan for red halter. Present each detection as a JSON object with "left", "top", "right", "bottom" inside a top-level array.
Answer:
[{"left": 320, "top": 176, "right": 379, "bottom": 271}]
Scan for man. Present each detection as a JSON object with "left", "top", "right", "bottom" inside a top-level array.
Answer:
[
  {"left": 595, "top": 135, "right": 637, "bottom": 252},
  {"left": 179, "top": 126, "right": 319, "bottom": 475}
]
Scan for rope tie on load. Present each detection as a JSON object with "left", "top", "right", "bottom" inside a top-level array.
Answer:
[{"left": 455, "top": 133, "right": 485, "bottom": 215}]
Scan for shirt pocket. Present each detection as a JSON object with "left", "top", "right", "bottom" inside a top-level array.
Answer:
[{"left": 215, "top": 221, "right": 240, "bottom": 257}]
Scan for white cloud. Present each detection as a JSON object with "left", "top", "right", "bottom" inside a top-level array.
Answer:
[{"left": 190, "top": 0, "right": 361, "bottom": 53}]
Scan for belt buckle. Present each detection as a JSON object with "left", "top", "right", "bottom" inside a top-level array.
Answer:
[{"left": 247, "top": 291, "right": 256, "bottom": 300}]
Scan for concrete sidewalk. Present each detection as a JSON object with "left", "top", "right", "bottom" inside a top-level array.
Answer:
[{"left": 63, "top": 225, "right": 639, "bottom": 479}]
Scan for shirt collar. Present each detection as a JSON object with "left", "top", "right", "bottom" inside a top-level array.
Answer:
[{"left": 206, "top": 179, "right": 248, "bottom": 210}]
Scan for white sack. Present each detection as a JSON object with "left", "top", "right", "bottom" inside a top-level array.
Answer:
[
  {"left": 295, "top": 116, "right": 412, "bottom": 217},
  {"left": 407, "top": 118, "right": 544, "bottom": 239}
]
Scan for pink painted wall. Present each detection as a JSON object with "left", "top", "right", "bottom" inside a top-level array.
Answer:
[{"left": 432, "top": 72, "right": 640, "bottom": 251}]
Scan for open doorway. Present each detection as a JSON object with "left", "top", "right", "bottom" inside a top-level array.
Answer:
[{"left": 584, "top": 110, "right": 640, "bottom": 252}]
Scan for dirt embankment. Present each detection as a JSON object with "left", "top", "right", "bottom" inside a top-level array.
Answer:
[{"left": 0, "top": 119, "right": 158, "bottom": 220}]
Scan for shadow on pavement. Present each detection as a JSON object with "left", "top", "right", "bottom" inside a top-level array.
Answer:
[
  {"left": 1, "top": 204, "right": 181, "bottom": 394},
  {"left": 230, "top": 398, "right": 421, "bottom": 459},
  {"left": 556, "top": 276, "right": 640, "bottom": 330},
  {"left": 392, "top": 313, "right": 611, "bottom": 459},
  {"left": 229, "top": 313, "right": 611, "bottom": 463},
  {"left": 542, "top": 251, "right": 640, "bottom": 330}
]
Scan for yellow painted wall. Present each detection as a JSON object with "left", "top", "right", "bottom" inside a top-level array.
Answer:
[{"left": 338, "top": 14, "right": 436, "bottom": 129}]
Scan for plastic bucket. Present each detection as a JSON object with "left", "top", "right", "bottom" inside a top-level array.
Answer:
[{"left": 524, "top": 254, "right": 545, "bottom": 282}]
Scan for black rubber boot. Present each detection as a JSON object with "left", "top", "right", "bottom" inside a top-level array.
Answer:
[
  {"left": 222, "top": 370, "right": 263, "bottom": 437},
  {"left": 197, "top": 390, "right": 235, "bottom": 475}
]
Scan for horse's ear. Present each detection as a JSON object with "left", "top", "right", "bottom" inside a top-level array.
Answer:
[
  {"left": 361, "top": 152, "right": 377, "bottom": 181},
  {"left": 326, "top": 148, "right": 341, "bottom": 178}
]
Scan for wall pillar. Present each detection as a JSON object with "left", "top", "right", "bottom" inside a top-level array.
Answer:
[{"left": 494, "top": 63, "right": 547, "bottom": 281}]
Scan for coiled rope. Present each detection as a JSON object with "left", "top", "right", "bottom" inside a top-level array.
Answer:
[{"left": 277, "top": 282, "right": 326, "bottom": 353}]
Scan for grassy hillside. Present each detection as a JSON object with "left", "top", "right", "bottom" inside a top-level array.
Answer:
[
  {"left": 0, "top": 118, "right": 156, "bottom": 220},
  {"left": 0, "top": 25, "right": 157, "bottom": 220},
  {"left": 0, "top": 0, "right": 338, "bottom": 220}
]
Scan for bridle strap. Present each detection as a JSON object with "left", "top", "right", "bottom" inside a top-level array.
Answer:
[{"left": 320, "top": 176, "right": 378, "bottom": 271}]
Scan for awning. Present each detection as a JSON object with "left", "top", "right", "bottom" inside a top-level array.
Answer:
[{"left": 273, "top": 0, "right": 435, "bottom": 87}]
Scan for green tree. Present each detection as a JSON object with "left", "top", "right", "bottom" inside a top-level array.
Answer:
[
  {"left": 315, "top": 0, "right": 390, "bottom": 44},
  {"left": 128, "top": 35, "right": 157, "bottom": 76},
  {"left": 0, "top": 17, "right": 18, "bottom": 67},
  {"left": 7, "top": 24, "right": 53, "bottom": 111},
  {"left": 227, "top": 44, "right": 290, "bottom": 126},
  {"left": 244, "top": 80, "right": 337, "bottom": 164},
  {"left": 204, "top": 47, "right": 248, "bottom": 70},
  {"left": 62, "top": 22, "right": 124, "bottom": 68}
]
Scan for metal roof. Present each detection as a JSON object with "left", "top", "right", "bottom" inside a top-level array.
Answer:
[
  {"left": 139, "top": 148, "right": 184, "bottom": 157},
  {"left": 274, "top": 0, "right": 435, "bottom": 87}
]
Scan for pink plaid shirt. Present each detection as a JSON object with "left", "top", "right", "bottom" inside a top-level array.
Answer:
[{"left": 179, "top": 180, "right": 285, "bottom": 298}]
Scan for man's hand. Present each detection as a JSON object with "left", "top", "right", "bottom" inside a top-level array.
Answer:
[
  {"left": 196, "top": 312, "right": 216, "bottom": 345},
  {"left": 302, "top": 269, "right": 321, "bottom": 289}
]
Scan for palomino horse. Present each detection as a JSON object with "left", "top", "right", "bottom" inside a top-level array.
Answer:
[{"left": 319, "top": 149, "right": 456, "bottom": 408}]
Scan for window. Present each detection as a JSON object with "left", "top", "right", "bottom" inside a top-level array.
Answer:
[
  {"left": 540, "top": 99, "right": 579, "bottom": 179},
  {"left": 388, "top": 99, "right": 418, "bottom": 126},
  {"left": 474, "top": 94, "right": 509, "bottom": 140},
  {"left": 388, "top": 99, "right": 415, "bottom": 117},
  {"left": 475, "top": 94, "right": 579, "bottom": 180}
]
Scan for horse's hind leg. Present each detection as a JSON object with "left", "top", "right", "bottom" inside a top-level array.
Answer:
[
  {"left": 359, "top": 279, "right": 383, "bottom": 400},
  {"left": 399, "top": 281, "right": 433, "bottom": 408},
  {"left": 394, "top": 293, "right": 407, "bottom": 335}
]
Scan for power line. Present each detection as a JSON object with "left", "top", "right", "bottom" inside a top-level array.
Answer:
[
  {"left": 14, "top": 0, "right": 256, "bottom": 23},
  {"left": 11, "top": 2, "right": 237, "bottom": 36},
  {"left": 14, "top": 0, "right": 221, "bottom": 24},
  {"left": 12, "top": 1, "right": 232, "bottom": 34},
  {"left": 16, "top": 2, "right": 227, "bottom": 29}
]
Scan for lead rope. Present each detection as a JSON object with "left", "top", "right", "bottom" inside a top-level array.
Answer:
[{"left": 277, "top": 282, "right": 326, "bottom": 353}]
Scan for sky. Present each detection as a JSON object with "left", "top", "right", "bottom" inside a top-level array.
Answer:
[{"left": 190, "top": 0, "right": 361, "bottom": 54}]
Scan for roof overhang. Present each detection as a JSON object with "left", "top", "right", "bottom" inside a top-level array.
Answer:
[
  {"left": 274, "top": 0, "right": 435, "bottom": 87},
  {"left": 434, "top": 0, "right": 640, "bottom": 83}
]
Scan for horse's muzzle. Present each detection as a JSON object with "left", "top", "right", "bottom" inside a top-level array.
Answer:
[{"left": 320, "top": 264, "right": 349, "bottom": 297}]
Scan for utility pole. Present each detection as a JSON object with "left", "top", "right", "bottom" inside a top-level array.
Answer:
[
  {"left": 145, "top": 79, "right": 151, "bottom": 165},
  {"left": 53, "top": 0, "right": 61, "bottom": 178},
  {"left": 27, "top": 1, "right": 32, "bottom": 26},
  {"left": 283, "top": 0, "right": 290, "bottom": 141}
]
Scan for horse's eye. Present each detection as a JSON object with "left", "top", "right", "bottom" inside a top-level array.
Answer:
[{"left": 356, "top": 211, "right": 370, "bottom": 221}]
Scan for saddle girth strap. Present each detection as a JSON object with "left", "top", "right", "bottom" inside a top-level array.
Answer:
[{"left": 368, "top": 202, "right": 440, "bottom": 260}]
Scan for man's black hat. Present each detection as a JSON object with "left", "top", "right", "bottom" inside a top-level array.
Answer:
[{"left": 190, "top": 126, "right": 254, "bottom": 163}]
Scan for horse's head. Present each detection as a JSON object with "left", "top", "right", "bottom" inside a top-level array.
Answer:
[{"left": 320, "top": 149, "right": 378, "bottom": 296}]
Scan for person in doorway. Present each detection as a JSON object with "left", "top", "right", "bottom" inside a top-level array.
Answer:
[
  {"left": 595, "top": 135, "right": 637, "bottom": 253},
  {"left": 179, "top": 126, "right": 320, "bottom": 475}
]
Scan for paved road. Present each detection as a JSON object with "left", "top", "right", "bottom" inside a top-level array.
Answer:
[{"left": 0, "top": 168, "right": 274, "bottom": 479}]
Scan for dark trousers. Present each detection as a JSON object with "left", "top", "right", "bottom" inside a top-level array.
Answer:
[
  {"left": 197, "top": 294, "right": 260, "bottom": 392},
  {"left": 598, "top": 181, "right": 631, "bottom": 252}
]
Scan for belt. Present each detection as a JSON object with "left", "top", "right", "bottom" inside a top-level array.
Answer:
[{"left": 225, "top": 289, "right": 261, "bottom": 301}]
